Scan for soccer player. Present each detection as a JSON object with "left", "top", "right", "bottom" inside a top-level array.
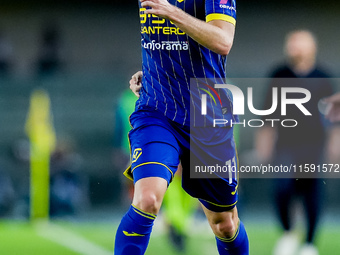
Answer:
[
  {"left": 114, "top": 0, "right": 249, "bottom": 254},
  {"left": 256, "top": 30, "right": 333, "bottom": 255}
]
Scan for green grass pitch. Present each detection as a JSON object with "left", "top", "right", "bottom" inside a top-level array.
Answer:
[{"left": 0, "top": 221, "right": 339, "bottom": 254}]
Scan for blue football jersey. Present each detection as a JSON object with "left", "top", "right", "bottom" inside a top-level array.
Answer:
[{"left": 136, "top": 0, "right": 237, "bottom": 126}]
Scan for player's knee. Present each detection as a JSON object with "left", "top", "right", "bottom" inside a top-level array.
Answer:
[
  {"left": 212, "top": 218, "right": 237, "bottom": 238},
  {"left": 134, "top": 191, "right": 162, "bottom": 215}
]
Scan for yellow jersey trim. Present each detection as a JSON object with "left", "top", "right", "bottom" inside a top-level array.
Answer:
[
  {"left": 232, "top": 140, "right": 239, "bottom": 195},
  {"left": 132, "top": 204, "right": 157, "bottom": 219},
  {"left": 123, "top": 166, "right": 133, "bottom": 181},
  {"left": 131, "top": 162, "right": 174, "bottom": 179},
  {"left": 123, "top": 127, "right": 133, "bottom": 182},
  {"left": 206, "top": 14, "right": 236, "bottom": 26},
  {"left": 200, "top": 198, "right": 238, "bottom": 208},
  {"left": 132, "top": 208, "right": 155, "bottom": 220},
  {"left": 216, "top": 220, "right": 240, "bottom": 242}
]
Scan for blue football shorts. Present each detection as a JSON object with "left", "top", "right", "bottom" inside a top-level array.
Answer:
[{"left": 124, "top": 109, "right": 239, "bottom": 212}]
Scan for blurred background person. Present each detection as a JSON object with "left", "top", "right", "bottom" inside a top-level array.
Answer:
[
  {"left": 0, "top": 29, "right": 13, "bottom": 77},
  {"left": 35, "top": 22, "right": 64, "bottom": 77},
  {"left": 324, "top": 92, "right": 340, "bottom": 165},
  {"left": 256, "top": 30, "right": 334, "bottom": 255},
  {"left": 0, "top": 167, "right": 15, "bottom": 217},
  {"left": 162, "top": 165, "right": 198, "bottom": 254},
  {"left": 325, "top": 92, "right": 340, "bottom": 122},
  {"left": 50, "top": 139, "right": 89, "bottom": 218}
]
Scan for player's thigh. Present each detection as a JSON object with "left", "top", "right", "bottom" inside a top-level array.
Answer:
[
  {"left": 181, "top": 136, "right": 238, "bottom": 212},
  {"left": 128, "top": 124, "right": 181, "bottom": 213},
  {"left": 129, "top": 124, "right": 181, "bottom": 184}
]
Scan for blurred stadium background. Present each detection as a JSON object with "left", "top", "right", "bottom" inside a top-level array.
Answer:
[{"left": 0, "top": 0, "right": 339, "bottom": 254}]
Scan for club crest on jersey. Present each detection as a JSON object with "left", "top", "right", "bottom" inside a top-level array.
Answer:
[{"left": 132, "top": 148, "right": 142, "bottom": 163}]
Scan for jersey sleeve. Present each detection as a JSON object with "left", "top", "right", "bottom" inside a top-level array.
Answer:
[{"left": 205, "top": 0, "right": 236, "bottom": 26}]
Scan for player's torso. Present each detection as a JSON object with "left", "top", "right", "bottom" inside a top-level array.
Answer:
[{"left": 137, "top": 0, "right": 230, "bottom": 126}]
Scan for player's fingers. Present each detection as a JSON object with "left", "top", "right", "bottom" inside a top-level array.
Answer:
[
  {"left": 131, "top": 71, "right": 141, "bottom": 82},
  {"left": 131, "top": 71, "right": 142, "bottom": 87},
  {"left": 140, "top": 0, "right": 156, "bottom": 3},
  {"left": 129, "top": 78, "right": 136, "bottom": 87},
  {"left": 144, "top": 9, "right": 163, "bottom": 17},
  {"left": 132, "top": 70, "right": 142, "bottom": 77},
  {"left": 136, "top": 71, "right": 143, "bottom": 80},
  {"left": 129, "top": 71, "right": 143, "bottom": 97},
  {"left": 130, "top": 83, "right": 142, "bottom": 98},
  {"left": 130, "top": 86, "right": 139, "bottom": 97},
  {"left": 131, "top": 75, "right": 137, "bottom": 83},
  {"left": 130, "top": 82, "right": 137, "bottom": 90},
  {"left": 135, "top": 71, "right": 143, "bottom": 86},
  {"left": 141, "top": 1, "right": 156, "bottom": 9}
]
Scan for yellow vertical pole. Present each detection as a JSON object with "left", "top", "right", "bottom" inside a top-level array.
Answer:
[{"left": 25, "top": 89, "right": 56, "bottom": 221}]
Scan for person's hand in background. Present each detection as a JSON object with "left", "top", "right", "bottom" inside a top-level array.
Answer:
[{"left": 325, "top": 92, "right": 340, "bottom": 122}]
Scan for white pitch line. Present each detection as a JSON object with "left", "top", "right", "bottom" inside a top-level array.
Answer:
[{"left": 35, "top": 222, "right": 112, "bottom": 255}]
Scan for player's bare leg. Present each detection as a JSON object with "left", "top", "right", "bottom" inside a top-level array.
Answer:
[
  {"left": 202, "top": 205, "right": 249, "bottom": 255},
  {"left": 202, "top": 205, "right": 239, "bottom": 238},
  {"left": 132, "top": 177, "right": 168, "bottom": 215}
]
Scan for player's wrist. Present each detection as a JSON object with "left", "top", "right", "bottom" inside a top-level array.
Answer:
[{"left": 166, "top": 5, "right": 184, "bottom": 25}]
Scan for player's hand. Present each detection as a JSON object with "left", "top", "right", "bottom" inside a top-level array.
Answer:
[
  {"left": 325, "top": 92, "right": 340, "bottom": 122},
  {"left": 140, "top": 0, "right": 176, "bottom": 20},
  {"left": 129, "top": 71, "right": 143, "bottom": 98}
]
